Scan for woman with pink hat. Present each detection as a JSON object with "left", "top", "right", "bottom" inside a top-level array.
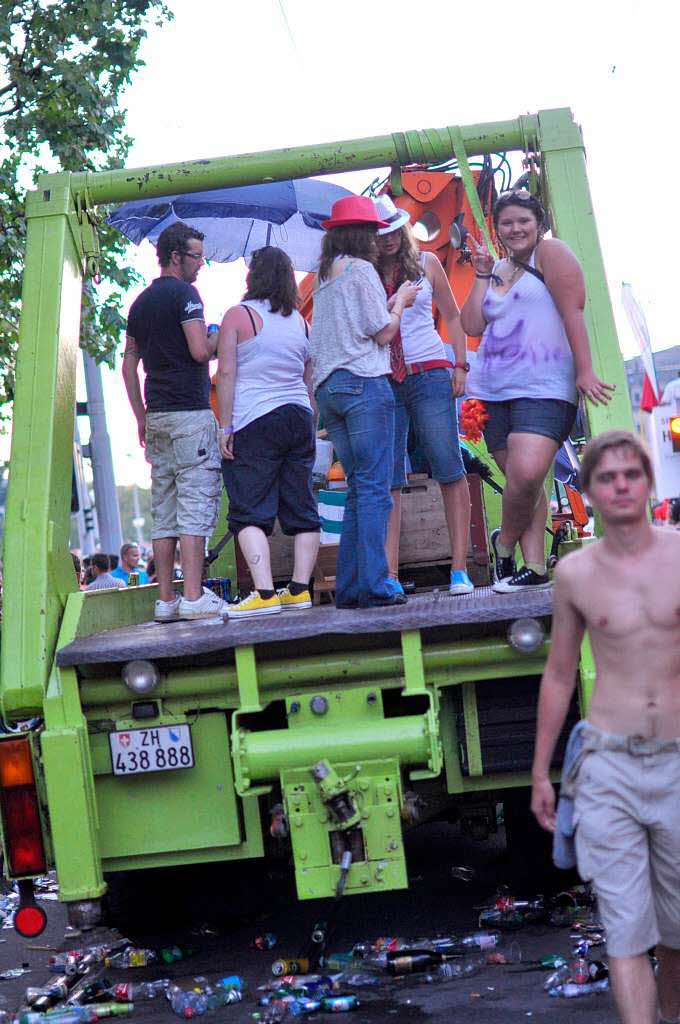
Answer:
[
  {"left": 310, "top": 195, "right": 418, "bottom": 608},
  {"left": 374, "top": 195, "right": 473, "bottom": 597}
]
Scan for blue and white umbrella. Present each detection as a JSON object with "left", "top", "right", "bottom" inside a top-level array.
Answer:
[{"left": 106, "top": 178, "right": 354, "bottom": 272}]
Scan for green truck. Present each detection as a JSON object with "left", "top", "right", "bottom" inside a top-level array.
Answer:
[{"left": 0, "top": 108, "right": 633, "bottom": 936}]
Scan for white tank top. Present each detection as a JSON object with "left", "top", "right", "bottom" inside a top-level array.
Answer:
[
  {"left": 399, "top": 254, "right": 448, "bottom": 364},
  {"left": 232, "top": 299, "right": 312, "bottom": 432},
  {"left": 466, "top": 251, "right": 578, "bottom": 404}
]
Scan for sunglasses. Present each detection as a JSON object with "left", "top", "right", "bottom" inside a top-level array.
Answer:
[{"left": 179, "top": 250, "right": 204, "bottom": 261}]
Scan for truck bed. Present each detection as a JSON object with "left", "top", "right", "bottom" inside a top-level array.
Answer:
[{"left": 56, "top": 586, "right": 552, "bottom": 668}]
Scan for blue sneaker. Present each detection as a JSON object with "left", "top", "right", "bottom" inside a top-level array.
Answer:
[
  {"left": 385, "top": 577, "right": 405, "bottom": 597},
  {"left": 449, "top": 569, "right": 474, "bottom": 595}
]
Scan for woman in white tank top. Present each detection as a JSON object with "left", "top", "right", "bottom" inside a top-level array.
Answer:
[
  {"left": 461, "top": 190, "right": 614, "bottom": 594},
  {"left": 374, "top": 196, "right": 473, "bottom": 596},
  {"left": 216, "top": 247, "right": 320, "bottom": 619}
]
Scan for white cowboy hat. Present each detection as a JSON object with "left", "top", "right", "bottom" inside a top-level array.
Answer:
[{"left": 373, "top": 195, "right": 411, "bottom": 235}]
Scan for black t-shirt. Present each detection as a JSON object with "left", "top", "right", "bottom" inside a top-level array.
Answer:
[{"left": 126, "top": 277, "right": 210, "bottom": 412}]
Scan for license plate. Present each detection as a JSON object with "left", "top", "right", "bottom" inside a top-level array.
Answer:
[{"left": 109, "top": 724, "right": 193, "bottom": 776}]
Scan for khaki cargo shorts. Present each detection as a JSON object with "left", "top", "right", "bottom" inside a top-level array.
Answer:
[
  {"left": 574, "top": 726, "right": 680, "bottom": 957},
  {"left": 145, "top": 409, "right": 221, "bottom": 539}
]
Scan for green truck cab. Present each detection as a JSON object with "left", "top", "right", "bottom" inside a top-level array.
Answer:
[{"left": 0, "top": 108, "right": 633, "bottom": 935}]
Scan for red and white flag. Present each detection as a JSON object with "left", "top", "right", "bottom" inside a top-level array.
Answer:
[{"left": 621, "top": 283, "right": 660, "bottom": 411}]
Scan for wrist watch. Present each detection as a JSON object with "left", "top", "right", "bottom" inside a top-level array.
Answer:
[{"left": 454, "top": 361, "right": 470, "bottom": 372}]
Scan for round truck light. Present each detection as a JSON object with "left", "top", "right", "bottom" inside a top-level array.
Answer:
[
  {"left": 507, "top": 617, "right": 546, "bottom": 653},
  {"left": 122, "top": 660, "right": 160, "bottom": 695},
  {"left": 14, "top": 904, "right": 47, "bottom": 938}
]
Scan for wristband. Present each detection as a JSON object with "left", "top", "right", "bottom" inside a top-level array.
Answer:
[
  {"left": 475, "top": 272, "right": 494, "bottom": 279},
  {"left": 453, "top": 361, "right": 470, "bottom": 372},
  {"left": 220, "top": 426, "right": 234, "bottom": 435}
]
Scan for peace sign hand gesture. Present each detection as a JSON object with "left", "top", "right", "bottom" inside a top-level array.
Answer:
[{"left": 471, "top": 239, "right": 495, "bottom": 276}]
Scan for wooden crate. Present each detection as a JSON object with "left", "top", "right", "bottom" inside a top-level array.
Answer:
[{"left": 236, "top": 474, "right": 491, "bottom": 594}]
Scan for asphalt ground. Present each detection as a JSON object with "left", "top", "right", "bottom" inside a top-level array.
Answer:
[{"left": 0, "top": 822, "right": 620, "bottom": 1023}]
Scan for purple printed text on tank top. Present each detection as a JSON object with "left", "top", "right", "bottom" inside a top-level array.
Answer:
[{"left": 480, "top": 318, "right": 571, "bottom": 369}]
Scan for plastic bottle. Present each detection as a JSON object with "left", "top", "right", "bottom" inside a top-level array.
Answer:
[
  {"left": 452, "top": 931, "right": 502, "bottom": 952},
  {"left": 386, "top": 950, "right": 446, "bottom": 975},
  {"left": 112, "top": 980, "right": 169, "bottom": 1002},
  {"left": 485, "top": 941, "right": 522, "bottom": 965},
  {"left": 18, "top": 1006, "right": 133, "bottom": 1024},
  {"left": 331, "top": 972, "right": 381, "bottom": 989},
  {"left": 320, "top": 994, "right": 359, "bottom": 1011},
  {"left": 159, "top": 944, "right": 194, "bottom": 964},
  {"left": 205, "top": 989, "right": 242, "bottom": 1010},
  {"left": 167, "top": 985, "right": 209, "bottom": 1019},
  {"left": 104, "top": 948, "right": 156, "bottom": 969},
  {"left": 548, "top": 978, "right": 610, "bottom": 998},
  {"left": 544, "top": 964, "right": 572, "bottom": 991},
  {"left": 49, "top": 947, "right": 110, "bottom": 974},
  {"left": 351, "top": 937, "right": 408, "bottom": 957},
  {"left": 398, "top": 957, "right": 484, "bottom": 986}
]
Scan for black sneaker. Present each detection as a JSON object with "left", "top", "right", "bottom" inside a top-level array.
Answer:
[
  {"left": 493, "top": 567, "right": 552, "bottom": 594},
  {"left": 490, "top": 528, "right": 516, "bottom": 583}
]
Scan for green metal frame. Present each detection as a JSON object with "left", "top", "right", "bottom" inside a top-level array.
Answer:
[{"left": 0, "top": 108, "right": 632, "bottom": 903}]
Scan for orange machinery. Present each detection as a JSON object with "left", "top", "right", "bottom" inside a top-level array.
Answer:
[{"left": 298, "top": 169, "right": 499, "bottom": 353}]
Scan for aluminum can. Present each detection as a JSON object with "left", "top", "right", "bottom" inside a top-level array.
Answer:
[
  {"left": 127, "top": 572, "right": 139, "bottom": 587},
  {"left": 271, "top": 959, "right": 310, "bottom": 977}
]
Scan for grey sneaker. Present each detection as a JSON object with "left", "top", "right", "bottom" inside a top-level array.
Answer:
[
  {"left": 154, "top": 595, "right": 181, "bottom": 622},
  {"left": 178, "top": 587, "right": 229, "bottom": 620}
]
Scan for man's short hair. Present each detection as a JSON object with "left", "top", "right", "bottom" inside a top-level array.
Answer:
[
  {"left": 580, "top": 430, "right": 654, "bottom": 493},
  {"left": 156, "top": 222, "right": 205, "bottom": 268},
  {"left": 91, "top": 553, "right": 110, "bottom": 573},
  {"left": 119, "top": 541, "right": 138, "bottom": 560}
]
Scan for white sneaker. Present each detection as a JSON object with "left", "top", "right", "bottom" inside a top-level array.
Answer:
[
  {"left": 154, "top": 595, "right": 182, "bottom": 622},
  {"left": 178, "top": 587, "right": 229, "bottom": 620}
]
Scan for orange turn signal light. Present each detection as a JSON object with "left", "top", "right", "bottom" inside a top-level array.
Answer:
[
  {"left": 670, "top": 416, "right": 680, "bottom": 435},
  {"left": 0, "top": 737, "right": 35, "bottom": 788}
]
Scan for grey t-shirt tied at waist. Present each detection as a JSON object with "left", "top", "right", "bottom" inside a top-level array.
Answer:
[
  {"left": 553, "top": 720, "right": 680, "bottom": 869},
  {"left": 310, "top": 258, "right": 391, "bottom": 391}
]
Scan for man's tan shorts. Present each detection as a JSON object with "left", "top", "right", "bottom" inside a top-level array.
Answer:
[
  {"left": 574, "top": 727, "right": 680, "bottom": 957},
  {"left": 145, "top": 410, "right": 221, "bottom": 539}
]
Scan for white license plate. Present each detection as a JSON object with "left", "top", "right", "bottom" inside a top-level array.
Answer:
[{"left": 109, "top": 724, "right": 194, "bottom": 776}]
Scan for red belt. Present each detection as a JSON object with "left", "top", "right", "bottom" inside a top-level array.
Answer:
[{"left": 404, "top": 359, "right": 453, "bottom": 376}]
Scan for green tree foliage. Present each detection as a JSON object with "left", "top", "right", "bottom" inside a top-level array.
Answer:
[{"left": 0, "top": 0, "right": 171, "bottom": 407}]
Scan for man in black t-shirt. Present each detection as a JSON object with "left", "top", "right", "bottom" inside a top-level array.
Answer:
[{"left": 123, "top": 221, "right": 228, "bottom": 621}]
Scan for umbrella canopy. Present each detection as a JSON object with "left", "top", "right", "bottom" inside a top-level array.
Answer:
[{"left": 106, "top": 178, "right": 354, "bottom": 272}]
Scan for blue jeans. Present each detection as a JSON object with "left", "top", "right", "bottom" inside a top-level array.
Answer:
[
  {"left": 391, "top": 368, "right": 466, "bottom": 488},
  {"left": 315, "top": 370, "right": 394, "bottom": 607}
]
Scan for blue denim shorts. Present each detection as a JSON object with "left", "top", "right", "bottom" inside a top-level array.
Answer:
[
  {"left": 483, "top": 397, "right": 578, "bottom": 453},
  {"left": 391, "top": 368, "right": 465, "bottom": 488}
]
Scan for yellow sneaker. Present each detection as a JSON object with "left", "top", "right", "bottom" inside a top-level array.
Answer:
[
  {"left": 228, "top": 590, "right": 282, "bottom": 619},
  {"left": 277, "top": 586, "right": 312, "bottom": 610}
]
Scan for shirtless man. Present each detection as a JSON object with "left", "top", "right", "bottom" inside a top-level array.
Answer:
[{"left": 531, "top": 430, "right": 680, "bottom": 1024}]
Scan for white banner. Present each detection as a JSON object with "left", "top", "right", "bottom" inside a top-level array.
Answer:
[{"left": 622, "top": 282, "right": 659, "bottom": 401}]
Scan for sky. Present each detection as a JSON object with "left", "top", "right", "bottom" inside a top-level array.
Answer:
[{"left": 75, "top": 0, "right": 677, "bottom": 484}]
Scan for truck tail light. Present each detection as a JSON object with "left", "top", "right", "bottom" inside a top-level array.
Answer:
[
  {"left": 670, "top": 415, "right": 680, "bottom": 453},
  {"left": 0, "top": 737, "right": 47, "bottom": 876}
]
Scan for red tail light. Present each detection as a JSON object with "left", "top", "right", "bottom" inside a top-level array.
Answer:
[
  {"left": 14, "top": 902, "right": 47, "bottom": 938},
  {"left": 0, "top": 738, "right": 47, "bottom": 876}
]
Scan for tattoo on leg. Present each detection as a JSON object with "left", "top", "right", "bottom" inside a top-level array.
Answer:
[{"left": 248, "top": 554, "right": 261, "bottom": 565}]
